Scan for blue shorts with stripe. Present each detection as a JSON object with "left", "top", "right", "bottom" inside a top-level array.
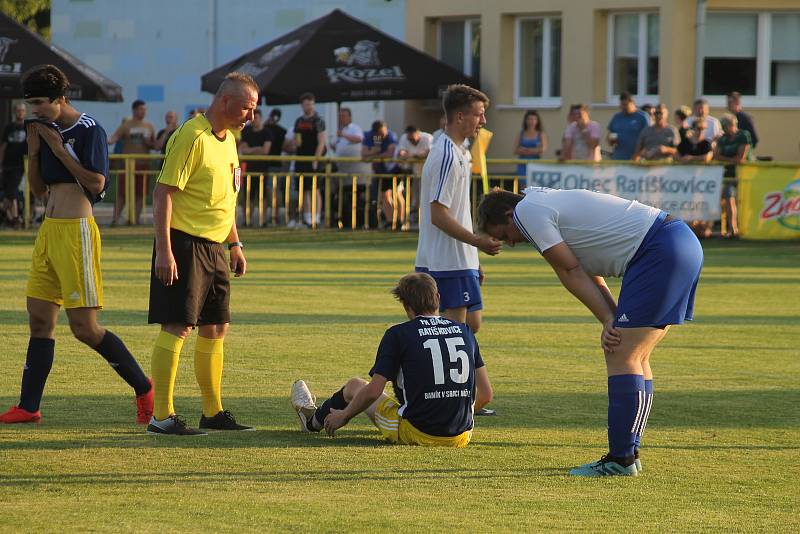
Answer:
[
  {"left": 415, "top": 267, "right": 483, "bottom": 312},
  {"left": 615, "top": 213, "right": 703, "bottom": 328}
]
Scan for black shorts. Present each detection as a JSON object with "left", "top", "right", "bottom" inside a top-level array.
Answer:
[
  {"left": 2, "top": 166, "right": 23, "bottom": 200},
  {"left": 148, "top": 229, "right": 230, "bottom": 326}
]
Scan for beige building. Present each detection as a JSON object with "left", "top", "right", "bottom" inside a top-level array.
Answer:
[{"left": 404, "top": 0, "right": 800, "bottom": 162}]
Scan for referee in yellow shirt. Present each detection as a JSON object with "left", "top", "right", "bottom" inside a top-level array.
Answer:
[{"left": 146, "top": 72, "right": 258, "bottom": 435}]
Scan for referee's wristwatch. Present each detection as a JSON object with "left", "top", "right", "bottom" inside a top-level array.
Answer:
[{"left": 228, "top": 241, "right": 244, "bottom": 250}]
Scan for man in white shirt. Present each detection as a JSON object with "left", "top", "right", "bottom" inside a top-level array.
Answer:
[
  {"left": 396, "top": 125, "right": 433, "bottom": 176},
  {"left": 477, "top": 188, "right": 703, "bottom": 477},
  {"left": 687, "top": 98, "right": 722, "bottom": 142},
  {"left": 415, "top": 84, "right": 501, "bottom": 335}
]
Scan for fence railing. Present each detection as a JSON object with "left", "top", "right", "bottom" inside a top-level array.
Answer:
[{"left": 20, "top": 154, "right": 763, "bottom": 230}]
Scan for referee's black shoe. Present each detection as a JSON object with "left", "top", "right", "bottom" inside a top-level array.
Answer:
[
  {"left": 147, "top": 414, "right": 208, "bottom": 436},
  {"left": 199, "top": 410, "right": 255, "bottom": 431}
]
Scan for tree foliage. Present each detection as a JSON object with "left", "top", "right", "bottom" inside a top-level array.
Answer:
[{"left": 0, "top": 0, "right": 51, "bottom": 40}]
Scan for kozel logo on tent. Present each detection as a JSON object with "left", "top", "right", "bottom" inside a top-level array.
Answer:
[
  {"left": 327, "top": 40, "right": 405, "bottom": 84},
  {"left": 0, "top": 36, "right": 21, "bottom": 75},
  {"left": 760, "top": 178, "right": 800, "bottom": 230}
]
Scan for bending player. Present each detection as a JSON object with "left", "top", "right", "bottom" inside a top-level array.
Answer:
[
  {"left": 291, "top": 273, "right": 493, "bottom": 447},
  {"left": 1, "top": 65, "right": 153, "bottom": 425},
  {"left": 478, "top": 188, "right": 703, "bottom": 476}
]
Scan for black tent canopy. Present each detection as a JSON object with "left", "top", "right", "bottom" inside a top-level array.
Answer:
[
  {"left": 0, "top": 12, "right": 122, "bottom": 102},
  {"left": 201, "top": 9, "right": 476, "bottom": 104}
]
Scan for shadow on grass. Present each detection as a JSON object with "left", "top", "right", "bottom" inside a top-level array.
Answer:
[
  {"left": 0, "top": 466, "right": 568, "bottom": 489},
  {"left": 1, "top": 308, "right": 797, "bottom": 328},
  {"left": 0, "top": 387, "right": 796, "bottom": 452}
]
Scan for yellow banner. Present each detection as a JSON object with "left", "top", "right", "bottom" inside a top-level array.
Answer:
[
  {"left": 738, "top": 164, "right": 800, "bottom": 240},
  {"left": 470, "top": 128, "right": 493, "bottom": 193}
]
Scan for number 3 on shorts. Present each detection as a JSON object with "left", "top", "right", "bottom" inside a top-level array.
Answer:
[{"left": 463, "top": 291, "right": 470, "bottom": 302}]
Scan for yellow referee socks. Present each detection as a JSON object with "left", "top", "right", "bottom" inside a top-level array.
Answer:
[
  {"left": 151, "top": 331, "right": 184, "bottom": 420},
  {"left": 194, "top": 336, "right": 224, "bottom": 417}
]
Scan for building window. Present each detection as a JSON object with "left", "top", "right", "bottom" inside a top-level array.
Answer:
[
  {"left": 515, "top": 16, "right": 562, "bottom": 105},
  {"left": 438, "top": 19, "right": 480, "bottom": 79},
  {"left": 608, "top": 13, "right": 659, "bottom": 100},
  {"left": 704, "top": 12, "right": 800, "bottom": 101}
]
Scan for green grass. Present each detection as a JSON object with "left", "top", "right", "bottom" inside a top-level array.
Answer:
[{"left": 1, "top": 228, "right": 798, "bottom": 532}]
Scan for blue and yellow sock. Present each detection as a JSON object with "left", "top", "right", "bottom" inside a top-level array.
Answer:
[{"left": 607, "top": 374, "right": 645, "bottom": 459}]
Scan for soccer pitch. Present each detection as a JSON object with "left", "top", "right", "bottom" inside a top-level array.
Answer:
[{"left": 1, "top": 228, "right": 798, "bottom": 532}]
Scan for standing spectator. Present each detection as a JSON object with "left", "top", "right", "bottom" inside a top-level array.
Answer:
[
  {"left": 687, "top": 98, "right": 722, "bottom": 142},
  {"left": 714, "top": 114, "right": 752, "bottom": 239},
  {"left": 678, "top": 119, "right": 715, "bottom": 239},
  {"left": 332, "top": 107, "right": 366, "bottom": 228},
  {"left": 396, "top": 125, "right": 433, "bottom": 176},
  {"left": 677, "top": 119, "right": 714, "bottom": 163},
  {"left": 562, "top": 105, "right": 601, "bottom": 162},
  {"left": 332, "top": 107, "right": 364, "bottom": 171},
  {"left": 238, "top": 108, "right": 273, "bottom": 225},
  {"left": 607, "top": 92, "right": 651, "bottom": 160},
  {"left": 154, "top": 111, "right": 178, "bottom": 155},
  {"left": 0, "top": 102, "right": 27, "bottom": 227},
  {"left": 632, "top": 104, "right": 680, "bottom": 162},
  {"left": 727, "top": 92, "right": 759, "bottom": 149},
  {"left": 265, "top": 108, "right": 287, "bottom": 169},
  {"left": 673, "top": 105, "right": 692, "bottom": 142},
  {"left": 363, "top": 120, "right": 403, "bottom": 228},
  {"left": 147, "top": 72, "right": 256, "bottom": 436},
  {"left": 512, "top": 110, "right": 548, "bottom": 185},
  {"left": 293, "top": 93, "right": 326, "bottom": 227},
  {"left": 107, "top": 100, "right": 156, "bottom": 225},
  {"left": 557, "top": 104, "right": 581, "bottom": 158},
  {"left": 641, "top": 103, "right": 656, "bottom": 123}
]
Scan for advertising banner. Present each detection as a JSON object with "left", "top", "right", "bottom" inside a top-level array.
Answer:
[
  {"left": 738, "top": 164, "right": 800, "bottom": 240},
  {"left": 525, "top": 163, "right": 724, "bottom": 220}
]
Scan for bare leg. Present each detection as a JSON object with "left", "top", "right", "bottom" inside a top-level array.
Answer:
[{"left": 341, "top": 377, "right": 388, "bottom": 426}]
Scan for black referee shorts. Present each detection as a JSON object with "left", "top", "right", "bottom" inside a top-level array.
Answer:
[{"left": 148, "top": 229, "right": 231, "bottom": 326}]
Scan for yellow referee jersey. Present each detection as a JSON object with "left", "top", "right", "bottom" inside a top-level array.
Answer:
[{"left": 158, "top": 114, "right": 239, "bottom": 243}]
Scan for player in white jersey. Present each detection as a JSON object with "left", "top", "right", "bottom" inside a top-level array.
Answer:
[
  {"left": 414, "top": 85, "right": 501, "bottom": 336},
  {"left": 478, "top": 188, "right": 703, "bottom": 477}
]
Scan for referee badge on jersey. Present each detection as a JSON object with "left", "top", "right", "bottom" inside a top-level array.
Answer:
[{"left": 233, "top": 165, "right": 242, "bottom": 193}]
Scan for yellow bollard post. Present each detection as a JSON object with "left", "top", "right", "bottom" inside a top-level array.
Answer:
[
  {"left": 298, "top": 174, "right": 304, "bottom": 224},
  {"left": 272, "top": 175, "right": 278, "bottom": 226},
  {"left": 245, "top": 173, "right": 251, "bottom": 226},
  {"left": 351, "top": 176, "right": 357, "bottom": 230},
  {"left": 284, "top": 175, "right": 290, "bottom": 225},
  {"left": 404, "top": 175, "right": 411, "bottom": 231},
  {"left": 311, "top": 174, "right": 318, "bottom": 230},
  {"left": 126, "top": 156, "right": 135, "bottom": 225},
  {"left": 337, "top": 172, "right": 344, "bottom": 230},
  {"left": 258, "top": 174, "right": 265, "bottom": 227},
  {"left": 364, "top": 176, "right": 371, "bottom": 230},
  {"left": 324, "top": 161, "right": 332, "bottom": 229},
  {"left": 391, "top": 176, "right": 398, "bottom": 231}
]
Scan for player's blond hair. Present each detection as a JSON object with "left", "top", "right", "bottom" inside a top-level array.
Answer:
[
  {"left": 216, "top": 72, "right": 260, "bottom": 98},
  {"left": 391, "top": 273, "right": 439, "bottom": 316}
]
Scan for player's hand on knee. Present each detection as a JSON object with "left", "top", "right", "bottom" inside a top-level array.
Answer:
[{"left": 601, "top": 319, "right": 621, "bottom": 352}]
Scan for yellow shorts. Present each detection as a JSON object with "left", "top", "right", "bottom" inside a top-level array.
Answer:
[
  {"left": 26, "top": 217, "right": 103, "bottom": 309},
  {"left": 374, "top": 396, "right": 472, "bottom": 448}
]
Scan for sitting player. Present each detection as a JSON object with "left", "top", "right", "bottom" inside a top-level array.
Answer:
[{"left": 291, "top": 272, "right": 492, "bottom": 447}]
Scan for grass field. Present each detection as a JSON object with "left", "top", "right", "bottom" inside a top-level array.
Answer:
[{"left": 0, "top": 228, "right": 798, "bottom": 533}]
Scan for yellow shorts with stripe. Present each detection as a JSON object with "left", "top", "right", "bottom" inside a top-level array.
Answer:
[
  {"left": 374, "top": 396, "right": 472, "bottom": 448},
  {"left": 26, "top": 217, "right": 103, "bottom": 308}
]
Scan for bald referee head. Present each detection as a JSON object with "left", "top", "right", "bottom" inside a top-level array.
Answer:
[{"left": 209, "top": 72, "right": 260, "bottom": 133}]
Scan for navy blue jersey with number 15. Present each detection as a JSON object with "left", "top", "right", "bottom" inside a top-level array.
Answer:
[{"left": 369, "top": 316, "right": 484, "bottom": 437}]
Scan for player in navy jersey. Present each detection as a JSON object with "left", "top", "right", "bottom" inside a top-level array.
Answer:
[
  {"left": 0, "top": 65, "right": 153, "bottom": 425},
  {"left": 478, "top": 188, "right": 703, "bottom": 476},
  {"left": 291, "top": 273, "right": 493, "bottom": 447}
]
